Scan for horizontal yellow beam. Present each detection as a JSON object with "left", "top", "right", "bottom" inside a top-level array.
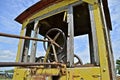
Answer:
[
  {"left": 22, "top": 0, "right": 98, "bottom": 28},
  {"left": 83, "top": 0, "right": 97, "bottom": 4},
  {"left": 36, "top": 68, "right": 61, "bottom": 76},
  {"left": 68, "top": 67, "right": 100, "bottom": 80},
  {"left": 22, "top": 0, "right": 79, "bottom": 28}
]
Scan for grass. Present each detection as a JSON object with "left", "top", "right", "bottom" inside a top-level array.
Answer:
[
  {"left": 0, "top": 79, "right": 12, "bottom": 80},
  {"left": 0, "top": 77, "right": 12, "bottom": 80}
]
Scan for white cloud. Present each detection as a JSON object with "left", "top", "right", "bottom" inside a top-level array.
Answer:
[
  {"left": 75, "top": 45, "right": 90, "bottom": 64},
  {"left": 74, "top": 35, "right": 90, "bottom": 64},
  {"left": 0, "top": 0, "right": 39, "bottom": 63},
  {"left": 0, "top": 50, "right": 16, "bottom": 62},
  {"left": 0, "top": 0, "right": 40, "bottom": 70},
  {"left": 0, "top": 0, "right": 39, "bottom": 34},
  {"left": 0, "top": 37, "right": 18, "bottom": 45},
  {"left": 36, "top": 50, "right": 46, "bottom": 57},
  {"left": 108, "top": 0, "right": 120, "bottom": 61}
]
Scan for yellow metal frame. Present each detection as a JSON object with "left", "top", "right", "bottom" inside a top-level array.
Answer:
[
  {"left": 13, "top": 67, "right": 101, "bottom": 80},
  {"left": 22, "top": 0, "right": 79, "bottom": 29},
  {"left": 22, "top": 0, "right": 97, "bottom": 28},
  {"left": 13, "top": 0, "right": 112, "bottom": 80},
  {"left": 92, "top": 3, "right": 110, "bottom": 80},
  {"left": 83, "top": 0, "right": 97, "bottom": 4},
  {"left": 13, "top": 68, "right": 30, "bottom": 80},
  {"left": 15, "top": 28, "right": 26, "bottom": 62},
  {"left": 67, "top": 67, "right": 100, "bottom": 80}
]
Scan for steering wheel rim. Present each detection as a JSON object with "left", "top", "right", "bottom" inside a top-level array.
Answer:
[
  {"left": 43, "top": 28, "right": 66, "bottom": 53},
  {"left": 74, "top": 54, "right": 83, "bottom": 65},
  {"left": 36, "top": 56, "right": 45, "bottom": 62}
]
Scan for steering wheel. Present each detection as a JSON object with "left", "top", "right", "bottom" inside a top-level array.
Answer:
[
  {"left": 74, "top": 54, "right": 83, "bottom": 65},
  {"left": 36, "top": 54, "right": 83, "bottom": 65},
  {"left": 36, "top": 56, "right": 45, "bottom": 62},
  {"left": 43, "top": 28, "right": 66, "bottom": 62}
]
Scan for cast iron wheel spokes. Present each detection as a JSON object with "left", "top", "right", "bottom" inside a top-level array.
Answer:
[
  {"left": 36, "top": 56, "right": 50, "bottom": 63},
  {"left": 36, "top": 56, "right": 45, "bottom": 63},
  {"left": 43, "top": 28, "right": 66, "bottom": 62},
  {"left": 74, "top": 54, "right": 83, "bottom": 65}
]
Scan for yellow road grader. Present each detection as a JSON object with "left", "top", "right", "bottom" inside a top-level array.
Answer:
[{"left": 0, "top": 0, "right": 116, "bottom": 80}]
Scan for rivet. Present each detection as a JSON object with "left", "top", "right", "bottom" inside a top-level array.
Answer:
[{"left": 103, "top": 68, "right": 106, "bottom": 72}]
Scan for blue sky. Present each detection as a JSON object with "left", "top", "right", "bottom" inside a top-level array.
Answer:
[{"left": 0, "top": 0, "right": 120, "bottom": 70}]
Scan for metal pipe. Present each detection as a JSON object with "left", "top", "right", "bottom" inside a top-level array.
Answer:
[
  {"left": 0, "top": 62, "right": 63, "bottom": 67},
  {"left": 0, "top": 32, "right": 50, "bottom": 42}
]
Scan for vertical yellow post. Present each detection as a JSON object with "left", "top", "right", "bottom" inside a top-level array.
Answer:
[
  {"left": 93, "top": 3, "right": 110, "bottom": 80},
  {"left": 13, "top": 25, "right": 26, "bottom": 80},
  {"left": 15, "top": 26, "right": 26, "bottom": 62}
]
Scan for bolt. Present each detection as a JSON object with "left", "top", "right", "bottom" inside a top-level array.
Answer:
[
  {"left": 103, "top": 68, "right": 106, "bottom": 72},
  {"left": 80, "top": 78, "right": 84, "bottom": 80}
]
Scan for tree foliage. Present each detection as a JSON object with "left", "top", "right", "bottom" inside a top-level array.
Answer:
[{"left": 116, "top": 58, "right": 120, "bottom": 74}]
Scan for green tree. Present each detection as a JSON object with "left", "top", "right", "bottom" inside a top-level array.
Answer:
[{"left": 116, "top": 58, "right": 120, "bottom": 74}]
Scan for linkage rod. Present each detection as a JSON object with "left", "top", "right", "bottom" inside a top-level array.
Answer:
[
  {"left": 0, "top": 62, "right": 63, "bottom": 67},
  {"left": 0, "top": 32, "right": 50, "bottom": 42}
]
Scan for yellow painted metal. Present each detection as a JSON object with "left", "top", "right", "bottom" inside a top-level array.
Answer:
[
  {"left": 44, "top": 45, "right": 51, "bottom": 62},
  {"left": 13, "top": 0, "right": 112, "bottom": 80},
  {"left": 12, "top": 68, "right": 30, "bottom": 80},
  {"left": 12, "top": 67, "right": 100, "bottom": 80},
  {"left": 63, "top": 11, "right": 67, "bottom": 22},
  {"left": 21, "top": 0, "right": 99, "bottom": 28},
  {"left": 15, "top": 26, "right": 25, "bottom": 62},
  {"left": 13, "top": 25, "right": 26, "bottom": 80},
  {"left": 36, "top": 68, "right": 61, "bottom": 76},
  {"left": 92, "top": 3, "right": 110, "bottom": 80},
  {"left": 29, "top": 67, "right": 100, "bottom": 80},
  {"left": 22, "top": 20, "right": 30, "bottom": 29},
  {"left": 21, "top": 0, "right": 98, "bottom": 28},
  {"left": 22, "top": 0, "right": 79, "bottom": 28},
  {"left": 32, "top": 68, "right": 67, "bottom": 80},
  {"left": 67, "top": 67, "right": 100, "bottom": 80},
  {"left": 13, "top": 68, "right": 64, "bottom": 80},
  {"left": 83, "top": 0, "right": 97, "bottom": 4}
]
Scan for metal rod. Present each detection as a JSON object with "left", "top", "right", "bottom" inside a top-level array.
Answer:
[
  {"left": 0, "top": 62, "right": 63, "bottom": 67},
  {"left": 0, "top": 32, "right": 50, "bottom": 42}
]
